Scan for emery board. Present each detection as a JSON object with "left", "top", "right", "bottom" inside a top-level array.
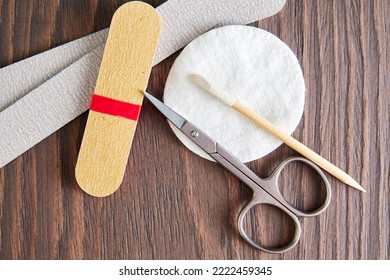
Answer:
[
  {"left": 0, "top": 0, "right": 287, "bottom": 169},
  {"left": 0, "top": 30, "right": 106, "bottom": 112},
  {"left": 75, "top": 2, "right": 161, "bottom": 197}
]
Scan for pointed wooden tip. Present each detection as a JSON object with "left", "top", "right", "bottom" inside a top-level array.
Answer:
[{"left": 345, "top": 177, "right": 366, "bottom": 193}]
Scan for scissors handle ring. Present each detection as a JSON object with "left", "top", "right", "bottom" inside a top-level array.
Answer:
[
  {"left": 270, "top": 156, "right": 332, "bottom": 217},
  {"left": 236, "top": 156, "right": 331, "bottom": 253},
  {"left": 237, "top": 198, "right": 301, "bottom": 254}
]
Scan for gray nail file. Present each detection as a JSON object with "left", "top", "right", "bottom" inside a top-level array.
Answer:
[
  {"left": 0, "top": 47, "right": 104, "bottom": 168},
  {"left": 0, "top": 30, "right": 107, "bottom": 111},
  {"left": 0, "top": 0, "right": 286, "bottom": 168}
]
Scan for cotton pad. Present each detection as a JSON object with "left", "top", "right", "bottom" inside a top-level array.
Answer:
[{"left": 164, "top": 25, "right": 305, "bottom": 163}]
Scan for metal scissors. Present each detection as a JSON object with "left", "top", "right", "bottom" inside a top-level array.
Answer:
[{"left": 144, "top": 92, "right": 331, "bottom": 253}]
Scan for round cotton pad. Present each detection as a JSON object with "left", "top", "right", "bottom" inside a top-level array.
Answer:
[{"left": 163, "top": 25, "right": 305, "bottom": 163}]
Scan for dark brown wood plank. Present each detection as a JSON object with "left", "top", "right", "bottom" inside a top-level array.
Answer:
[{"left": 0, "top": 0, "right": 388, "bottom": 260}]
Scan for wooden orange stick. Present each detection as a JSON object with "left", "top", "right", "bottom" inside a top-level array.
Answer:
[
  {"left": 75, "top": 2, "right": 161, "bottom": 197},
  {"left": 190, "top": 73, "right": 366, "bottom": 193}
]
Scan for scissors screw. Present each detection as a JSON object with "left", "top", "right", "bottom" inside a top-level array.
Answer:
[{"left": 191, "top": 130, "right": 199, "bottom": 138}]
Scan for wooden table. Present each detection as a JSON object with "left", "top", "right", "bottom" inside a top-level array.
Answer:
[{"left": 0, "top": 0, "right": 388, "bottom": 260}]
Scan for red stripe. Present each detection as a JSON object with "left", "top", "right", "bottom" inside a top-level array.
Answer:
[{"left": 90, "top": 94, "right": 141, "bottom": 121}]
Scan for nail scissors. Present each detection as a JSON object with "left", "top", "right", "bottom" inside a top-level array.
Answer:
[{"left": 144, "top": 92, "right": 331, "bottom": 253}]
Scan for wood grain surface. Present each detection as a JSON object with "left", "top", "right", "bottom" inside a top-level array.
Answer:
[{"left": 0, "top": 0, "right": 388, "bottom": 260}]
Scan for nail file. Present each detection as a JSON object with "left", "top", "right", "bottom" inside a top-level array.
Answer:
[
  {"left": 0, "top": 46, "right": 104, "bottom": 168},
  {"left": 0, "top": 0, "right": 286, "bottom": 111},
  {"left": 0, "top": 31, "right": 106, "bottom": 111},
  {"left": 75, "top": 2, "right": 161, "bottom": 197},
  {"left": 0, "top": 0, "right": 287, "bottom": 168}
]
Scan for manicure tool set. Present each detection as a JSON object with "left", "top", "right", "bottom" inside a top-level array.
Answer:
[{"left": 0, "top": 1, "right": 365, "bottom": 253}]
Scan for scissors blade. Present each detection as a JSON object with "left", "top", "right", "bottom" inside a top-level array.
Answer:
[
  {"left": 144, "top": 92, "right": 186, "bottom": 128},
  {"left": 144, "top": 92, "right": 274, "bottom": 197},
  {"left": 144, "top": 92, "right": 218, "bottom": 154}
]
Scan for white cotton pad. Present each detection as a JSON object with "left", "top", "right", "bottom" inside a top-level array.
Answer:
[{"left": 164, "top": 25, "right": 305, "bottom": 163}]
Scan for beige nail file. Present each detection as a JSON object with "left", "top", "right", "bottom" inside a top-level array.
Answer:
[{"left": 75, "top": 2, "right": 161, "bottom": 197}]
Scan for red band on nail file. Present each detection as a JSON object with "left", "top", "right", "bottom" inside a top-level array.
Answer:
[{"left": 90, "top": 94, "right": 141, "bottom": 121}]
